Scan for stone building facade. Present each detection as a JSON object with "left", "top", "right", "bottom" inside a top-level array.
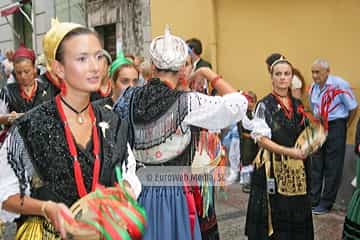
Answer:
[{"left": 0, "top": 0, "right": 150, "bottom": 59}]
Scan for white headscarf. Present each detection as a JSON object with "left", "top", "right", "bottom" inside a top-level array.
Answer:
[{"left": 149, "top": 26, "right": 188, "bottom": 71}]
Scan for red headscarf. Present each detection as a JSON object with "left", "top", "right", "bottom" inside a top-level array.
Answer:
[{"left": 13, "top": 44, "right": 35, "bottom": 64}]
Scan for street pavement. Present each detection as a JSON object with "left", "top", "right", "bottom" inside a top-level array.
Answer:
[{"left": 216, "top": 183, "right": 346, "bottom": 240}]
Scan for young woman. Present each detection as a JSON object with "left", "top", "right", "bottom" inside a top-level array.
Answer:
[
  {"left": 245, "top": 57, "right": 313, "bottom": 240},
  {"left": 114, "top": 28, "right": 248, "bottom": 240},
  {"left": 0, "top": 21, "right": 140, "bottom": 239},
  {"left": 110, "top": 50, "right": 139, "bottom": 103},
  {"left": 93, "top": 50, "right": 139, "bottom": 110}
]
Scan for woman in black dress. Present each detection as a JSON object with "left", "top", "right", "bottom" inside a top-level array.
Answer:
[
  {"left": 245, "top": 56, "right": 313, "bottom": 240},
  {"left": 0, "top": 21, "right": 140, "bottom": 239},
  {"left": 0, "top": 45, "right": 51, "bottom": 126}
]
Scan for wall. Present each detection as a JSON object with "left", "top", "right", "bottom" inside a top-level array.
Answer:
[
  {"left": 0, "top": 0, "right": 17, "bottom": 52},
  {"left": 150, "top": 0, "right": 217, "bottom": 69},
  {"left": 87, "top": 0, "right": 151, "bottom": 59},
  {"left": 151, "top": 0, "right": 360, "bottom": 143}
]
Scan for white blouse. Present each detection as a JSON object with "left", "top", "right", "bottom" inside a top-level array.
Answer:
[
  {"left": 133, "top": 92, "right": 249, "bottom": 164},
  {"left": 184, "top": 92, "right": 248, "bottom": 131}
]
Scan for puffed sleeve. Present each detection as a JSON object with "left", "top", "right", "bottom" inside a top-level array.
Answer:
[
  {"left": 0, "top": 127, "right": 34, "bottom": 222},
  {"left": 122, "top": 144, "right": 141, "bottom": 199},
  {"left": 182, "top": 92, "right": 248, "bottom": 132},
  {"left": 242, "top": 102, "right": 272, "bottom": 141}
]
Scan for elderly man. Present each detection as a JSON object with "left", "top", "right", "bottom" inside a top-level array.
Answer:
[{"left": 309, "top": 59, "right": 358, "bottom": 215}]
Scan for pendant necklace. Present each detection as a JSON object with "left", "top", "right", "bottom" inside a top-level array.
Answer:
[
  {"left": 55, "top": 95, "right": 100, "bottom": 197},
  {"left": 60, "top": 96, "right": 90, "bottom": 124}
]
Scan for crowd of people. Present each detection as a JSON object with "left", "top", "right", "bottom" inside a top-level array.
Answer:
[{"left": 0, "top": 19, "right": 358, "bottom": 240}]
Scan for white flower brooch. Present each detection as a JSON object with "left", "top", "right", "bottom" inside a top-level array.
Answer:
[{"left": 99, "top": 121, "right": 110, "bottom": 138}]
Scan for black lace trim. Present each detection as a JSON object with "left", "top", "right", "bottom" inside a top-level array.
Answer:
[
  {"left": 259, "top": 94, "right": 305, "bottom": 147},
  {"left": 6, "top": 127, "right": 29, "bottom": 200},
  {"left": 10, "top": 100, "right": 128, "bottom": 206},
  {"left": 114, "top": 79, "right": 188, "bottom": 150},
  {"left": 132, "top": 78, "right": 185, "bottom": 123}
]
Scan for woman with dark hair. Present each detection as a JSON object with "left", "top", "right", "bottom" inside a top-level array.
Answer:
[
  {"left": 245, "top": 56, "right": 313, "bottom": 239},
  {"left": 0, "top": 20, "right": 140, "bottom": 239},
  {"left": 0, "top": 45, "right": 51, "bottom": 126},
  {"left": 343, "top": 119, "right": 360, "bottom": 239},
  {"left": 114, "top": 28, "right": 248, "bottom": 239}
]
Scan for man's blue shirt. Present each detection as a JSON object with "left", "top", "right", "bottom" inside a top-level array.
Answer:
[{"left": 309, "top": 75, "right": 357, "bottom": 121}]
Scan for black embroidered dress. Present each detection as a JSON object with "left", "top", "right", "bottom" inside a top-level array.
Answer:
[
  {"left": 0, "top": 100, "right": 139, "bottom": 237},
  {"left": 245, "top": 94, "right": 314, "bottom": 240}
]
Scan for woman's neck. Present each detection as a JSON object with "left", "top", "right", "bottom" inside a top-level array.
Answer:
[
  {"left": 273, "top": 88, "right": 288, "bottom": 97},
  {"left": 21, "top": 80, "right": 35, "bottom": 90},
  {"left": 154, "top": 72, "right": 178, "bottom": 89},
  {"left": 61, "top": 88, "right": 90, "bottom": 112}
]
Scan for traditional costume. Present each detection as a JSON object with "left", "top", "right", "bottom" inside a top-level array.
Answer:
[
  {"left": 0, "top": 80, "right": 50, "bottom": 116},
  {"left": 0, "top": 20, "right": 141, "bottom": 239},
  {"left": 38, "top": 71, "right": 61, "bottom": 99},
  {"left": 245, "top": 94, "right": 314, "bottom": 240},
  {"left": 0, "top": 45, "right": 50, "bottom": 115},
  {"left": 0, "top": 45, "right": 52, "bottom": 145},
  {"left": 114, "top": 27, "right": 248, "bottom": 240}
]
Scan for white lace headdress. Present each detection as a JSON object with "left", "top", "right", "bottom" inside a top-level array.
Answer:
[{"left": 149, "top": 25, "right": 188, "bottom": 71}]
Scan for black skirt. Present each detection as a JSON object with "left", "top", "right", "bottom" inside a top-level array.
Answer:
[{"left": 245, "top": 165, "right": 314, "bottom": 240}]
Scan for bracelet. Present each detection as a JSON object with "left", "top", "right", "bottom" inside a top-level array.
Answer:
[
  {"left": 210, "top": 75, "right": 222, "bottom": 89},
  {"left": 41, "top": 201, "right": 52, "bottom": 222}
]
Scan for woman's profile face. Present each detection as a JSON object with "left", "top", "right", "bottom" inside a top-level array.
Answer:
[
  {"left": 271, "top": 63, "right": 292, "bottom": 90},
  {"left": 57, "top": 34, "right": 104, "bottom": 94}
]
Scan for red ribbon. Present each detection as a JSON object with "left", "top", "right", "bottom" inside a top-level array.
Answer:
[
  {"left": 55, "top": 94, "right": 101, "bottom": 197},
  {"left": 317, "top": 86, "right": 352, "bottom": 130},
  {"left": 183, "top": 173, "right": 199, "bottom": 240},
  {"left": 272, "top": 92, "right": 294, "bottom": 120},
  {"left": 297, "top": 105, "right": 319, "bottom": 126}
]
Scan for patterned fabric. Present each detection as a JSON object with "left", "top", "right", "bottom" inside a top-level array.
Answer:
[
  {"left": 150, "top": 27, "right": 188, "bottom": 71},
  {"left": 0, "top": 80, "right": 51, "bottom": 114},
  {"left": 7, "top": 100, "right": 129, "bottom": 206},
  {"left": 38, "top": 73, "right": 60, "bottom": 99},
  {"left": 309, "top": 74, "right": 358, "bottom": 121},
  {"left": 139, "top": 186, "right": 202, "bottom": 240},
  {"left": 114, "top": 78, "right": 188, "bottom": 150},
  {"left": 16, "top": 216, "right": 60, "bottom": 240},
  {"left": 245, "top": 94, "right": 313, "bottom": 240}
]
